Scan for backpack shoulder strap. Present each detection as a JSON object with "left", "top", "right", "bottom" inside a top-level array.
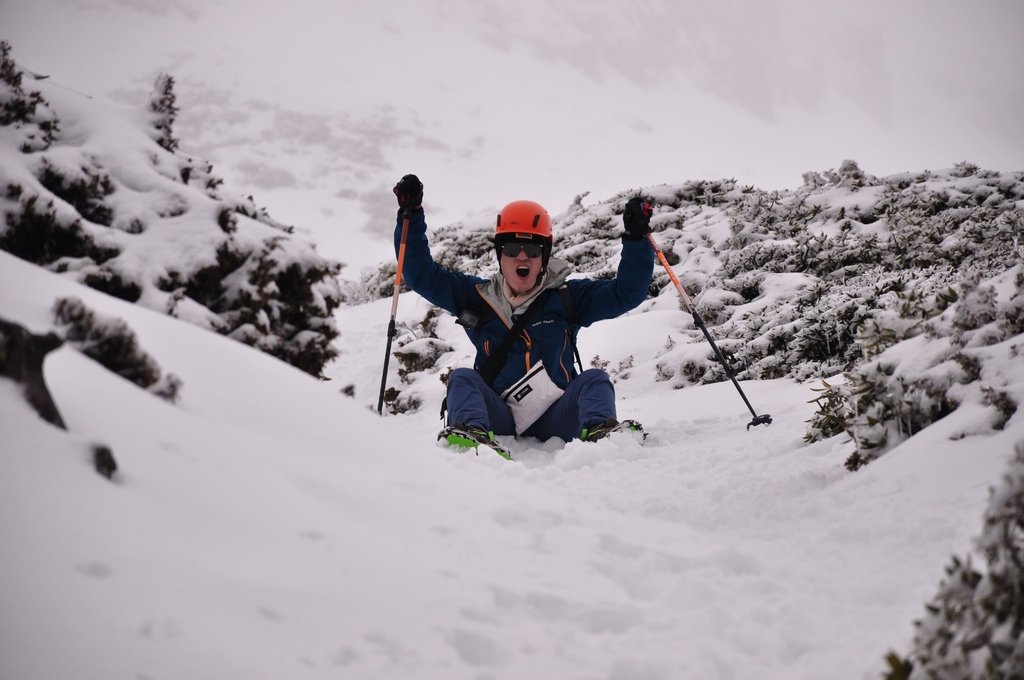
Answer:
[
  {"left": 556, "top": 284, "right": 575, "bottom": 325},
  {"left": 556, "top": 284, "right": 584, "bottom": 373},
  {"left": 454, "top": 284, "right": 497, "bottom": 330},
  {"left": 477, "top": 290, "right": 550, "bottom": 386}
]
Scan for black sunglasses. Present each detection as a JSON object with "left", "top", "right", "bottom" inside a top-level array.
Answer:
[{"left": 500, "top": 242, "right": 543, "bottom": 258}]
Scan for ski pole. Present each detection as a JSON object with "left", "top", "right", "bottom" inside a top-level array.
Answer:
[
  {"left": 645, "top": 232, "right": 772, "bottom": 430},
  {"left": 377, "top": 210, "right": 411, "bottom": 415}
]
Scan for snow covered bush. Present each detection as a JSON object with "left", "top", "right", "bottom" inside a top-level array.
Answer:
[
  {"left": 149, "top": 73, "right": 179, "bottom": 153},
  {"left": 885, "top": 443, "right": 1024, "bottom": 679},
  {"left": 0, "top": 45, "right": 343, "bottom": 378},
  {"left": 379, "top": 385, "right": 422, "bottom": 416},
  {"left": 804, "top": 379, "right": 850, "bottom": 443},
  {"left": 359, "top": 163, "right": 1024, "bottom": 425},
  {"left": 376, "top": 307, "right": 453, "bottom": 415},
  {"left": 395, "top": 338, "right": 454, "bottom": 383},
  {"left": 813, "top": 267, "right": 1023, "bottom": 471},
  {"left": 0, "top": 41, "right": 59, "bottom": 152},
  {"left": 1, "top": 188, "right": 117, "bottom": 266},
  {"left": 211, "top": 237, "right": 343, "bottom": 376},
  {"left": 38, "top": 156, "right": 115, "bottom": 227},
  {"left": 53, "top": 296, "right": 181, "bottom": 402}
]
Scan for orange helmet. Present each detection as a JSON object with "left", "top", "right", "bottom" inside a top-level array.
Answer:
[{"left": 495, "top": 200, "right": 552, "bottom": 239}]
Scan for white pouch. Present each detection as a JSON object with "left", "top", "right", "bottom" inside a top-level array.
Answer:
[{"left": 501, "top": 360, "right": 565, "bottom": 435}]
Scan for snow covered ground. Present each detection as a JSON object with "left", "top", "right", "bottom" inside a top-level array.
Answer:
[{"left": 2, "top": 247, "right": 1019, "bottom": 680}]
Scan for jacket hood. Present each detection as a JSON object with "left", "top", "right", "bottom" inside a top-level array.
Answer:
[{"left": 477, "top": 257, "right": 571, "bottom": 325}]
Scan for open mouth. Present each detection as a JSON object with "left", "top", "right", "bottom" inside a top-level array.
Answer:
[{"left": 515, "top": 265, "right": 531, "bottom": 278}]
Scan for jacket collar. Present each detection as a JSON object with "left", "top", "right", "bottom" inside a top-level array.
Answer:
[{"left": 477, "top": 257, "right": 571, "bottom": 326}]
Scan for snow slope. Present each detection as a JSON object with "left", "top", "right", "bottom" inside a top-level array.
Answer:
[{"left": 2, "top": 248, "right": 1019, "bottom": 680}]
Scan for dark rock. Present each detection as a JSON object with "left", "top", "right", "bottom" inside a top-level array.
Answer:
[{"left": 0, "top": 316, "right": 65, "bottom": 428}]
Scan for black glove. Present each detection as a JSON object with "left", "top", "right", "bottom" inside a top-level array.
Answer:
[
  {"left": 393, "top": 174, "right": 423, "bottom": 212},
  {"left": 622, "top": 195, "right": 653, "bottom": 240}
]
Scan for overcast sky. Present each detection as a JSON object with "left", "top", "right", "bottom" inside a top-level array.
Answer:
[{"left": 6, "top": 0, "right": 1023, "bottom": 274}]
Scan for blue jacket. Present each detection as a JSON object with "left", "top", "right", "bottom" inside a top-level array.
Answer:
[{"left": 395, "top": 210, "right": 654, "bottom": 396}]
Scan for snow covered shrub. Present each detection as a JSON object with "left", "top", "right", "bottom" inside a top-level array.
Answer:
[
  {"left": 7, "top": 162, "right": 138, "bottom": 302},
  {"left": 416, "top": 306, "right": 443, "bottom": 339},
  {"left": 674, "top": 178, "right": 736, "bottom": 207},
  {"left": 799, "top": 160, "right": 872, "bottom": 191},
  {"left": 788, "top": 290, "right": 872, "bottom": 377},
  {"left": 953, "top": 277, "right": 1003, "bottom": 347},
  {"left": 835, "top": 267, "right": 1023, "bottom": 470},
  {"left": 707, "top": 170, "right": 1019, "bottom": 385},
  {"left": 843, "top": 363, "right": 961, "bottom": 470},
  {"left": 158, "top": 242, "right": 245, "bottom": 310},
  {"left": 1, "top": 191, "right": 117, "bottom": 266},
  {"left": 144, "top": 73, "right": 222, "bottom": 198},
  {"left": 53, "top": 296, "right": 181, "bottom": 402},
  {"left": 149, "top": 73, "right": 179, "bottom": 153},
  {"left": 156, "top": 231, "right": 342, "bottom": 378},
  {"left": 352, "top": 217, "right": 496, "bottom": 306},
  {"left": 0, "top": 68, "right": 344, "bottom": 379},
  {"left": 179, "top": 157, "right": 224, "bottom": 197},
  {"left": 395, "top": 339, "right": 453, "bottom": 384},
  {"left": 836, "top": 158, "right": 869, "bottom": 187},
  {"left": 81, "top": 267, "right": 143, "bottom": 303},
  {"left": 380, "top": 386, "right": 422, "bottom": 416},
  {"left": 804, "top": 379, "right": 851, "bottom": 443},
  {"left": 0, "top": 41, "right": 59, "bottom": 152},
  {"left": 1002, "top": 272, "right": 1024, "bottom": 338},
  {"left": 885, "top": 443, "right": 1024, "bottom": 679},
  {"left": 950, "top": 161, "right": 981, "bottom": 178},
  {"left": 214, "top": 239, "right": 343, "bottom": 377},
  {"left": 38, "top": 157, "right": 115, "bottom": 227},
  {"left": 358, "top": 163, "right": 1024, "bottom": 405},
  {"left": 231, "top": 194, "right": 291, "bottom": 233},
  {"left": 431, "top": 222, "right": 498, "bottom": 274},
  {"left": 612, "top": 355, "right": 635, "bottom": 381},
  {"left": 384, "top": 308, "right": 456, "bottom": 410},
  {"left": 857, "top": 280, "right": 959, "bottom": 359}
]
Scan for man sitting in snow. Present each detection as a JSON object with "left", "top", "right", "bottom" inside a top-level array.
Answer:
[{"left": 392, "top": 174, "right": 655, "bottom": 458}]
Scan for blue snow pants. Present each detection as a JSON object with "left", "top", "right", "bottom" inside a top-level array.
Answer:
[{"left": 445, "top": 367, "right": 616, "bottom": 442}]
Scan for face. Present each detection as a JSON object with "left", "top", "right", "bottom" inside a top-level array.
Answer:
[{"left": 499, "top": 241, "right": 544, "bottom": 295}]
